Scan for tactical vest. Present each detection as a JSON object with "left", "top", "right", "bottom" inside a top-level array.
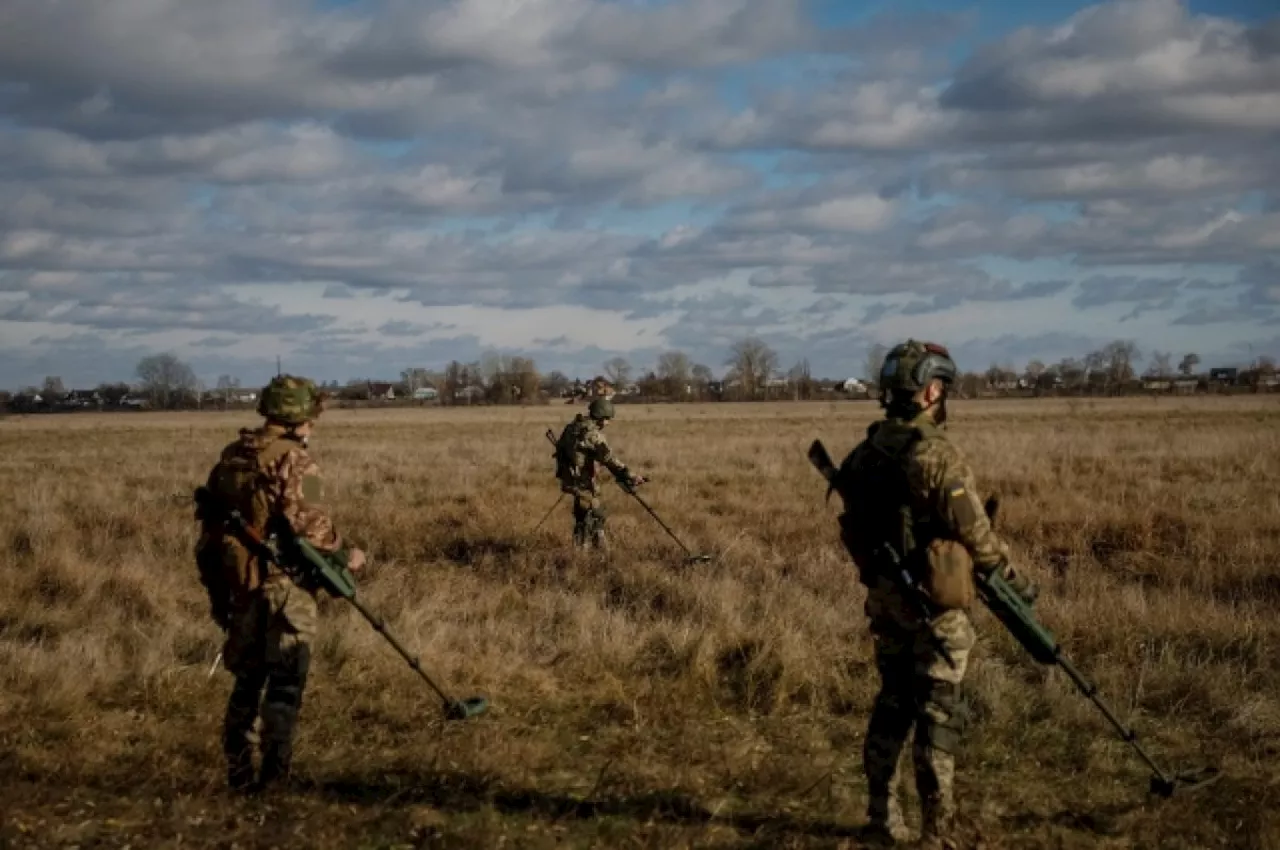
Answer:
[
  {"left": 203, "top": 435, "right": 299, "bottom": 599},
  {"left": 553, "top": 416, "right": 590, "bottom": 488},
  {"left": 836, "top": 419, "right": 939, "bottom": 582},
  {"left": 837, "top": 418, "right": 977, "bottom": 609}
]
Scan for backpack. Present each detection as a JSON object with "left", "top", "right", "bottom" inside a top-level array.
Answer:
[
  {"left": 553, "top": 415, "right": 589, "bottom": 489},
  {"left": 836, "top": 420, "right": 976, "bottom": 609},
  {"left": 833, "top": 421, "right": 926, "bottom": 585},
  {"left": 196, "top": 435, "right": 298, "bottom": 620}
]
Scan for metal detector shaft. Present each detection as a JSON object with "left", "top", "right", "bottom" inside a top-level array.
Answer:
[
  {"left": 1054, "top": 651, "right": 1173, "bottom": 786},
  {"left": 532, "top": 493, "right": 566, "bottom": 534},
  {"left": 345, "top": 594, "right": 456, "bottom": 708},
  {"left": 623, "top": 484, "right": 698, "bottom": 558}
]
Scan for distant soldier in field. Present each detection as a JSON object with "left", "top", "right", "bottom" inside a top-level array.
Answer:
[
  {"left": 552, "top": 397, "right": 645, "bottom": 549},
  {"left": 195, "top": 375, "right": 365, "bottom": 792},
  {"left": 831, "top": 340, "right": 1038, "bottom": 847}
]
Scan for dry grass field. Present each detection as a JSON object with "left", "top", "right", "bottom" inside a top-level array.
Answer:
[{"left": 2, "top": 397, "right": 1279, "bottom": 849}]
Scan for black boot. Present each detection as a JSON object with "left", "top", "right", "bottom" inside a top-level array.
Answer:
[
  {"left": 257, "top": 646, "right": 309, "bottom": 792},
  {"left": 222, "top": 672, "right": 265, "bottom": 793}
]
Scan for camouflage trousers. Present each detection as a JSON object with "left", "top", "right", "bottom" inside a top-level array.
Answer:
[
  {"left": 570, "top": 488, "right": 607, "bottom": 550},
  {"left": 862, "top": 578, "right": 976, "bottom": 843},
  {"left": 221, "top": 579, "right": 318, "bottom": 789}
]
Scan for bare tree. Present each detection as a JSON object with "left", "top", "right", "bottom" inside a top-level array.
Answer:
[
  {"left": 1056, "top": 357, "right": 1084, "bottom": 389},
  {"left": 1083, "top": 349, "right": 1108, "bottom": 390},
  {"left": 509, "top": 356, "right": 540, "bottom": 402},
  {"left": 215, "top": 374, "right": 241, "bottom": 409},
  {"left": 656, "top": 350, "right": 692, "bottom": 397},
  {"left": 864, "top": 343, "right": 888, "bottom": 385},
  {"left": 1103, "top": 340, "right": 1141, "bottom": 387},
  {"left": 725, "top": 337, "right": 778, "bottom": 399},
  {"left": 542, "top": 370, "right": 571, "bottom": 398},
  {"left": 788, "top": 358, "right": 814, "bottom": 400},
  {"left": 42, "top": 376, "right": 65, "bottom": 399},
  {"left": 1178, "top": 353, "right": 1201, "bottom": 376},
  {"left": 604, "top": 356, "right": 632, "bottom": 388},
  {"left": 400, "top": 367, "right": 434, "bottom": 396},
  {"left": 1145, "top": 351, "right": 1173, "bottom": 378},
  {"left": 1252, "top": 355, "right": 1277, "bottom": 392},
  {"left": 690, "top": 363, "right": 713, "bottom": 398},
  {"left": 136, "top": 354, "right": 197, "bottom": 410},
  {"left": 1023, "top": 359, "right": 1046, "bottom": 385}
]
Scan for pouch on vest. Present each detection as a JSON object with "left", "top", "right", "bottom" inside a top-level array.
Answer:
[{"left": 923, "top": 538, "right": 976, "bottom": 609}]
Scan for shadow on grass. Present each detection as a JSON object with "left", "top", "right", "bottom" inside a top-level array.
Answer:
[
  {"left": 438, "top": 536, "right": 523, "bottom": 566},
  {"left": 309, "top": 768, "right": 866, "bottom": 841}
]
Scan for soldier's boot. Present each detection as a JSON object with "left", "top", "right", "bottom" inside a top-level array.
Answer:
[
  {"left": 862, "top": 788, "right": 910, "bottom": 846},
  {"left": 571, "top": 503, "right": 591, "bottom": 550},
  {"left": 861, "top": 695, "right": 914, "bottom": 845},
  {"left": 257, "top": 647, "right": 309, "bottom": 792},
  {"left": 222, "top": 672, "right": 265, "bottom": 793},
  {"left": 915, "top": 739, "right": 960, "bottom": 848},
  {"left": 588, "top": 512, "right": 608, "bottom": 551}
]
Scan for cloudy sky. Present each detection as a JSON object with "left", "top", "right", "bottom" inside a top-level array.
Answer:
[{"left": 1, "top": 0, "right": 1277, "bottom": 388}]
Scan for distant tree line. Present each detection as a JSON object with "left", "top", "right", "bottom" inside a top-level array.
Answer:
[
  {"left": 950, "top": 340, "right": 1276, "bottom": 398},
  {"left": 3, "top": 337, "right": 1276, "bottom": 415}
]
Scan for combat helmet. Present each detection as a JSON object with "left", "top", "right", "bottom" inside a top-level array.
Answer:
[
  {"left": 588, "top": 397, "right": 615, "bottom": 421},
  {"left": 879, "top": 339, "right": 957, "bottom": 398},
  {"left": 257, "top": 374, "right": 327, "bottom": 425}
]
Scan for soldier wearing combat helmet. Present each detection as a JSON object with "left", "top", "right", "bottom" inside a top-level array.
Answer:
[
  {"left": 833, "top": 340, "right": 1037, "bottom": 847},
  {"left": 195, "top": 375, "right": 366, "bottom": 792},
  {"left": 552, "top": 396, "right": 645, "bottom": 549}
]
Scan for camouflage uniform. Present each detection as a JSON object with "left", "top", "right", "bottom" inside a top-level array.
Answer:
[
  {"left": 556, "top": 401, "right": 638, "bottom": 549},
  {"left": 196, "top": 376, "right": 348, "bottom": 791},
  {"left": 834, "top": 341, "right": 1026, "bottom": 846}
]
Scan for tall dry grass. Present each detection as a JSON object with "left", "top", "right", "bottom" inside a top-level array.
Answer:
[{"left": 1, "top": 397, "right": 1278, "bottom": 848}]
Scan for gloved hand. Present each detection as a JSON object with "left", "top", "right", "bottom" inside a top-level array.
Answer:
[
  {"left": 1002, "top": 565, "right": 1039, "bottom": 606},
  {"left": 617, "top": 471, "right": 646, "bottom": 490}
]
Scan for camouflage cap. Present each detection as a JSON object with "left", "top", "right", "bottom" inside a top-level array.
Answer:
[
  {"left": 880, "top": 339, "right": 958, "bottom": 394},
  {"left": 588, "top": 397, "right": 615, "bottom": 421},
  {"left": 257, "top": 374, "right": 327, "bottom": 425}
]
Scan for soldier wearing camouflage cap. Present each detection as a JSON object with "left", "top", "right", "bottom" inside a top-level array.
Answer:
[
  {"left": 552, "top": 397, "right": 645, "bottom": 549},
  {"left": 195, "top": 374, "right": 366, "bottom": 792},
  {"left": 833, "top": 340, "right": 1037, "bottom": 847}
]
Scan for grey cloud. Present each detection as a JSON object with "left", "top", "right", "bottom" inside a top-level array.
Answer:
[
  {"left": 941, "top": 0, "right": 1280, "bottom": 137},
  {"left": 862, "top": 303, "right": 893, "bottom": 324},
  {"left": 1172, "top": 304, "right": 1273, "bottom": 325},
  {"left": 190, "top": 336, "right": 242, "bottom": 348},
  {"left": 1072, "top": 275, "right": 1186, "bottom": 308},
  {"left": 2, "top": 281, "right": 336, "bottom": 334},
  {"left": 377, "top": 319, "right": 457, "bottom": 337}
]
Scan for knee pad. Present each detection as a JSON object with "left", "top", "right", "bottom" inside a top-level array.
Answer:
[{"left": 916, "top": 679, "right": 967, "bottom": 754}]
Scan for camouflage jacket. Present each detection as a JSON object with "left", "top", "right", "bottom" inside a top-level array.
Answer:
[
  {"left": 565, "top": 418, "right": 631, "bottom": 492},
  {"left": 839, "top": 413, "right": 1009, "bottom": 573},
  {"left": 202, "top": 425, "right": 344, "bottom": 594}
]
